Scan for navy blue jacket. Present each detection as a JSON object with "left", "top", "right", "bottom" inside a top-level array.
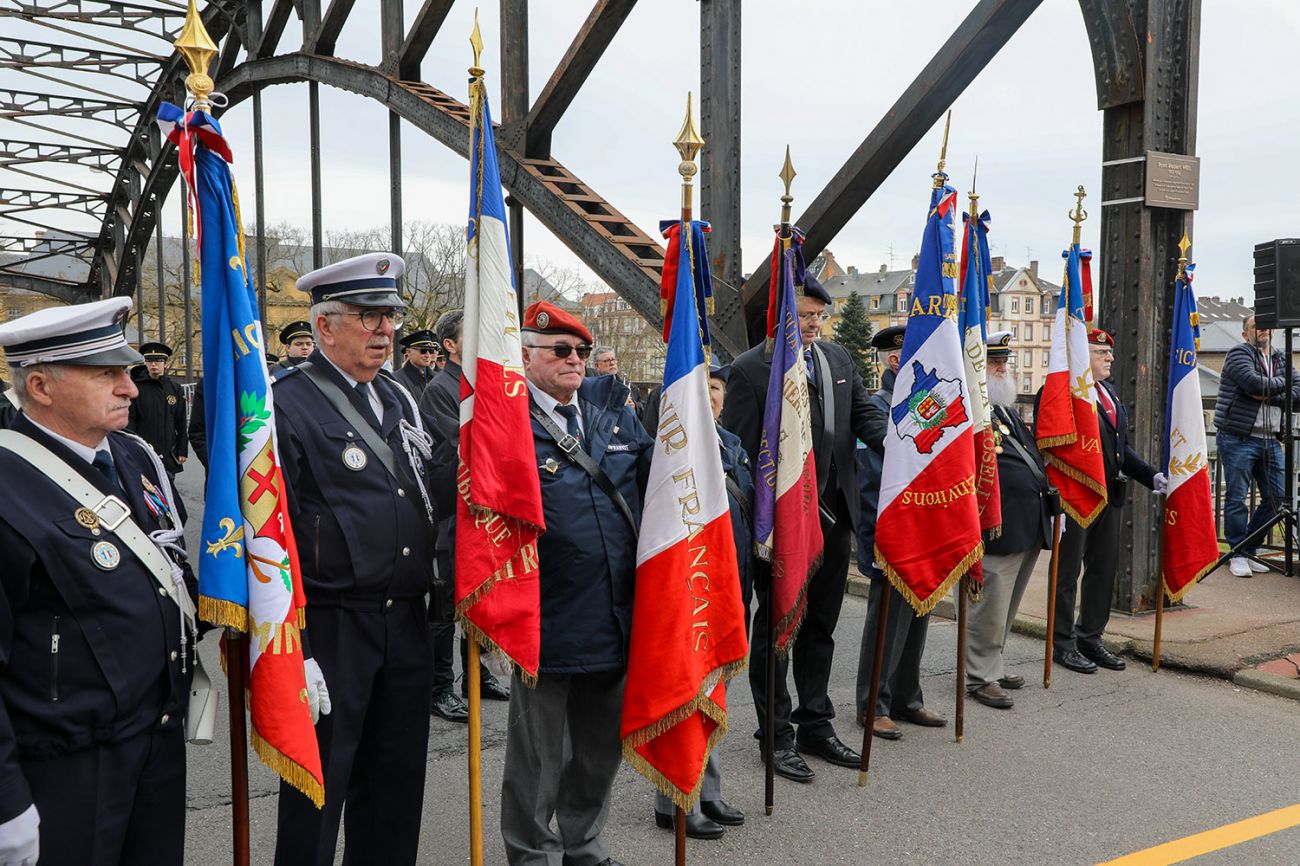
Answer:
[
  {"left": 854, "top": 369, "right": 893, "bottom": 573},
  {"left": 1213, "top": 342, "right": 1300, "bottom": 437},
  {"left": 985, "top": 404, "right": 1053, "bottom": 555},
  {"left": 127, "top": 367, "right": 188, "bottom": 474},
  {"left": 1095, "top": 379, "right": 1158, "bottom": 501},
  {"left": 532, "top": 375, "right": 652, "bottom": 674},
  {"left": 272, "top": 351, "right": 441, "bottom": 605},
  {"left": 717, "top": 424, "right": 755, "bottom": 609},
  {"left": 0, "top": 416, "right": 195, "bottom": 820}
]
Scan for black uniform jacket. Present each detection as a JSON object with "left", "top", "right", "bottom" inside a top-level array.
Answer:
[
  {"left": 127, "top": 367, "right": 188, "bottom": 474},
  {"left": 722, "top": 339, "right": 873, "bottom": 530},
  {"left": 418, "top": 360, "right": 462, "bottom": 551},
  {"left": 272, "top": 351, "right": 443, "bottom": 605},
  {"left": 395, "top": 362, "right": 435, "bottom": 402},
  {"left": 985, "top": 404, "right": 1053, "bottom": 555},
  {"left": 1095, "top": 379, "right": 1158, "bottom": 504},
  {"left": 0, "top": 415, "right": 194, "bottom": 820}
]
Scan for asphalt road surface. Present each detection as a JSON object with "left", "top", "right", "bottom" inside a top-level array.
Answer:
[{"left": 172, "top": 467, "right": 1300, "bottom": 865}]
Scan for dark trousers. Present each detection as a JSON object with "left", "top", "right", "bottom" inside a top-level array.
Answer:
[
  {"left": 431, "top": 550, "right": 490, "bottom": 696},
  {"left": 23, "top": 726, "right": 185, "bottom": 866},
  {"left": 1054, "top": 503, "right": 1121, "bottom": 653},
  {"left": 854, "top": 569, "right": 930, "bottom": 718},
  {"left": 748, "top": 499, "right": 852, "bottom": 750},
  {"left": 275, "top": 599, "right": 432, "bottom": 866}
]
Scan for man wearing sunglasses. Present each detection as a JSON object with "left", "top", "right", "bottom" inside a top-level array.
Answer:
[
  {"left": 395, "top": 329, "right": 439, "bottom": 400},
  {"left": 500, "top": 301, "right": 651, "bottom": 866},
  {"left": 271, "top": 252, "right": 446, "bottom": 866}
]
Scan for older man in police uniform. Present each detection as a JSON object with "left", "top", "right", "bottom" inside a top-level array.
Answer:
[
  {"left": 272, "top": 252, "right": 443, "bottom": 866},
  {"left": 960, "top": 332, "right": 1056, "bottom": 709},
  {"left": 0, "top": 297, "right": 197, "bottom": 866},
  {"left": 722, "top": 274, "right": 873, "bottom": 781},
  {"left": 128, "top": 342, "right": 188, "bottom": 477},
  {"left": 500, "top": 301, "right": 650, "bottom": 866}
]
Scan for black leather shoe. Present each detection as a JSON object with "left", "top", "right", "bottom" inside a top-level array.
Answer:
[
  {"left": 764, "top": 747, "right": 815, "bottom": 783},
  {"left": 1054, "top": 649, "right": 1098, "bottom": 674},
  {"left": 461, "top": 670, "right": 512, "bottom": 701},
  {"left": 999, "top": 673, "right": 1025, "bottom": 690},
  {"left": 700, "top": 799, "right": 744, "bottom": 826},
  {"left": 655, "top": 810, "right": 725, "bottom": 840},
  {"left": 795, "top": 733, "right": 862, "bottom": 768},
  {"left": 1080, "top": 645, "right": 1126, "bottom": 671},
  {"left": 431, "top": 690, "right": 469, "bottom": 722}
]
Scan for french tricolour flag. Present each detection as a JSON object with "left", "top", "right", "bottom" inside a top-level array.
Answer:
[
  {"left": 621, "top": 219, "right": 747, "bottom": 809},
  {"left": 1036, "top": 243, "right": 1107, "bottom": 526},
  {"left": 1162, "top": 262, "right": 1218, "bottom": 601},
  {"left": 876, "top": 178, "right": 983, "bottom": 614}
]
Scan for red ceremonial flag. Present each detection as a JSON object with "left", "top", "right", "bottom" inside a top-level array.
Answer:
[
  {"left": 875, "top": 176, "right": 983, "bottom": 614},
  {"left": 621, "top": 218, "right": 748, "bottom": 808},
  {"left": 454, "top": 63, "right": 545, "bottom": 680},
  {"left": 1036, "top": 242, "right": 1108, "bottom": 525},
  {"left": 1161, "top": 258, "right": 1218, "bottom": 601}
]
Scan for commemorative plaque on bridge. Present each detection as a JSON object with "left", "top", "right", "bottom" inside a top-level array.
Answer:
[{"left": 1144, "top": 151, "right": 1200, "bottom": 210}]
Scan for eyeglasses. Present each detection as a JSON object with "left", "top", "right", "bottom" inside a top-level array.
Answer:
[
  {"left": 415, "top": 347, "right": 437, "bottom": 355},
  {"left": 329, "top": 308, "right": 405, "bottom": 331},
  {"left": 526, "top": 342, "right": 593, "bottom": 360},
  {"left": 798, "top": 311, "right": 829, "bottom": 323}
]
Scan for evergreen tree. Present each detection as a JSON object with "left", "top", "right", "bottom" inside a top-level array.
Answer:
[{"left": 833, "top": 291, "right": 876, "bottom": 389}]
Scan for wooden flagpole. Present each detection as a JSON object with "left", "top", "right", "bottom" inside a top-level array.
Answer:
[
  {"left": 955, "top": 577, "right": 967, "bottom": 743},
  {"left": 225, "top": 631, "right": 251, "bottom": 866},
  {"left": 1044, "top": 514, "right": 1062, "bottom": 688},
  {"left": 1153, "top": 585, "right": 1165, "bottom": 672},
  {"left": 857, "top": 584, "right": 890, "bottom": 786}
]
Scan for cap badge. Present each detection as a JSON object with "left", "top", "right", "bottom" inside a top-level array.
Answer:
[
  {"left": 166, "top": 394, "right": 177, "bottom": 405},
  {"left": 376, "top": 258, "right": 390, "bottom": 275},
  {"left": 342, "top": 444, "right": 368, "bottom": 471},
  {"left": 536, "top": 311, "right": 550, "bottom": 329},
  {"left": 91, "top": 540, "right": 121, "bottom": 571}
]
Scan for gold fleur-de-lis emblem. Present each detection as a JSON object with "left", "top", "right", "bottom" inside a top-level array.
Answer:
[{"left": 206, "top": 516, "right": 245, "bottom": 558}]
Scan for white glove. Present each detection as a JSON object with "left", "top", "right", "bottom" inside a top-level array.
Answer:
[
  {"left": 304, "top": 658, "right": 332, "bottom": 725},
  {"left": 1153, "top": 472, "right": 1169, "bottom": 495},
  {"left": 0, "top": 803, "right": 39, "bottom": 866}
]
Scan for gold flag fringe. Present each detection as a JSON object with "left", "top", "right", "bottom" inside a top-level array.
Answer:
[
  {"left": 1035, "top": 431, "right": 1078, "bottom": 450},
  {"left": 1041, "top": 452, "right": 1109, "bottom": 527},
  {"left": 1162, "top": 556, "right": 1218, "bottom": 605},
  {"left": 250, "top": 726, "right": 324, "bottom": 808},
  {"left": 619, "top": 656, "right": 747, "bottom": 811},
  {"left": 456, "top": 616, "right": 538, "bottom": 689},
  {"left": 199, "top": 595, "right": 249, "bottom": 632},
  {"left": 773, "top": 550, "right": 822, "bottom": 657},
  {"left": 875, "top": 541, "right": 985, "bottom": 617}
]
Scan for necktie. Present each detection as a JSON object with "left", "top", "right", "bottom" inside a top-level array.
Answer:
[
  {"left": 355, "top": 381, "right": 380, "bottom": 426},
  {"left": 93, "top": 449, "right": 125, "bottom": 497},
  {"left": 804, "top": 346, "right": 816, "bottom": 382},
  {"left": 1096, "top": 384, "right": 1117, "bottom": 427},
  {"left": 555, "top": 403, "right": 583, "bottom": 448}
]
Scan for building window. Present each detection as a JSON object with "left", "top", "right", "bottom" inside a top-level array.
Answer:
[
  {"left": 1023, "top": 323, "right": 1033, "bottom": 340},
  {"left": 1021, "top": 377, "right": 1033, "bottom": 393},
  {"left": 1022, "top": 350, "right": 1033, "bottom": 367},
  {"left": 1010, "top": 297, "right": 1020, "bottom": 313},
  {"left": 5, "top": 307, "right": 19, "bottom": 320},
  {"left": 1042, "top": 352, "right": 1049, "bottom": 367},
  {"left": 1010, "top": 325, "right": 1018, "bottom": 339},
  {"left": 1024, "top": 297, "right": 1034, "bottom": 315},
  {"left": 871, "top": 297, "right": 880, "bottom": 310}
]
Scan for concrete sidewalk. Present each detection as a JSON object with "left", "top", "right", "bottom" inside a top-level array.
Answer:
[{"left": 848, "top": 550, "right": 1300, "bottom": 701}]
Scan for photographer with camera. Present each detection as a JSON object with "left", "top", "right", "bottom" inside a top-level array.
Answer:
[{"left": 960, "top": 332, "right": 1062, "bottom": 709}]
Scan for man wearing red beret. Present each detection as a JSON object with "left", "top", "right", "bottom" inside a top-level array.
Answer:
[
  {"left": 499, "top": 301, "right": 652, "bottom": 866},
  {"left": 1051, "top": 328, "right": 1163, "bottom": 674}
]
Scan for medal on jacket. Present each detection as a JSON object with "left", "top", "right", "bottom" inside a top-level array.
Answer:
[
  {"left": 343, "top": 444, "right": 368, "bottom": 471},
  {"left": 91, "top": 540, "right": 121, "bottom": 570},
  {"left": 140, "top": 476, "right": 174, "bottom": 527},
  {"left": 542, "top": 457, "right": 560, "bottom": 474}
]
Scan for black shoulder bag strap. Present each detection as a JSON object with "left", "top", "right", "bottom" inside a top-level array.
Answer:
[
  {"left": 297, "top": 362, "right": 432, "bottom": 528},
  {"left": 528, "top": 403, "right": 639, "bottom": 537},
  {"left": 998, "top": 409, "right": 1053, "bottom": 489}
]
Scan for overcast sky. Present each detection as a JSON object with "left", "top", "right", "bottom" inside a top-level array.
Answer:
[{"left": 7, "top": 1, "right": 1300, "bottom": 308}]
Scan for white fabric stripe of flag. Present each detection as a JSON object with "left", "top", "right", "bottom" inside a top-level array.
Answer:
[
  {"left": 877, "top": 316, "right": 972, "bottom": 514},
  {"left": 635, "top": 363, "right": 729, "bottom": 566},
  {"left": 774, "top": 361, "right": 813, "bottom": 501},
  {"left": 460, "top": 212, "right": 520, "bottom": 424},
  {"left": 1167, "top": 371, "right": 1207, "bottom": 496},
  {"left": 964, "top": 326, "right": 991, "bottom": 430}
]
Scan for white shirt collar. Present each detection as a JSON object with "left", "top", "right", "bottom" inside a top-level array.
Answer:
[
  {"left": 26, "top": 416, "right": 107, "bottom": 465},
  {"left": 527, "top": 380, "right": 582, "bottom": 430},
  {"left": 318, "top": 352, "right": 384, "bottom": 420}
]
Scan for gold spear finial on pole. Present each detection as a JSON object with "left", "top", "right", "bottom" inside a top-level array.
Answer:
[
  {"left": 674, "top": 93, "right": 704, "bottom": 220},
  {"left": 469, "top": 8, "right": 485, "bottom": 79},
  {"left": 175, "top": 0, "right": 218, "bottom": 109},
  {"left": 1069, "top": 184, "right": 1088, "bottom": 246},
  {"left": 779, "top": 145, "right": 796, "bottom": 231},
  {"left": 1177, "top": 230, "right": 1192, "bottom": 277},
  {"left": 968, "top": 156, "right": 980, "bottom": 211},
  {"left": 934, "top": 109, "right": 952, "bottom": 189}
]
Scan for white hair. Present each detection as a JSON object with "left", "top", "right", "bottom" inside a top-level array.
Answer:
[
  {"left": 310, "top": 300, "right": 348, "bottom": 341},
  {"left": 986, "top": 365, "right": 1019, "bottom": 408},
  {"left": 9, "top": 363, "right": 62, "bottom": 408}
]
